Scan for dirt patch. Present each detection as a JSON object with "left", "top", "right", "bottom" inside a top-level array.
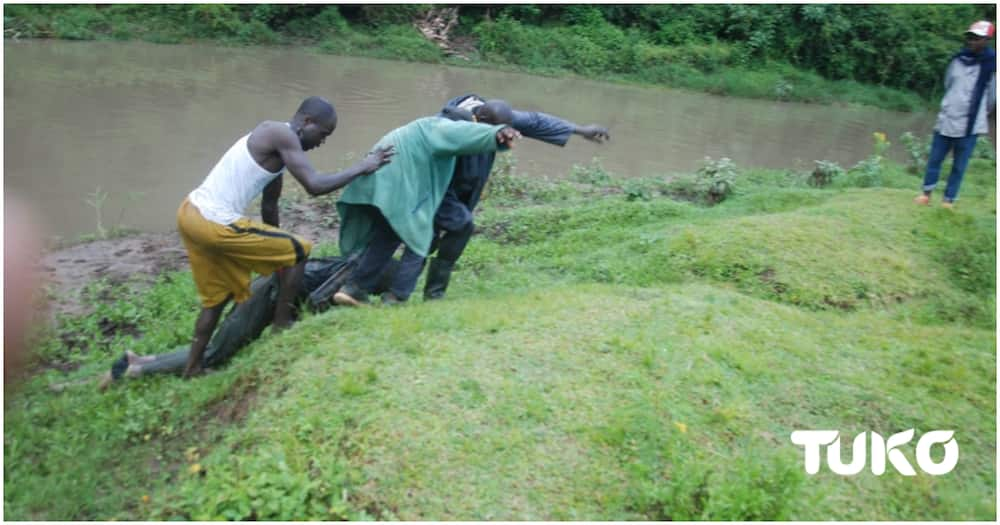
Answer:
[
  {"left": 822, "top": 295, "right": 856, "bottom": 311},
  {"left": 206, "top": 374, "right": 262, "bottom": 424},
  {"left": 36, "top": 197, "right": 341, "bottom": 326},
  {"left": 757, "top": 267, "right": 789, "bottom": 296},
  {"left": 209, "top": 387, "right": 259, "bottom": 424},
  {"left": 39, "top": 232, "right": 187, "bottom": 321}
]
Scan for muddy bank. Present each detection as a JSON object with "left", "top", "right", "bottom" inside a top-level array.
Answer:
[{"left": 38, "top": 197, "right": 340, "bottom": 323}]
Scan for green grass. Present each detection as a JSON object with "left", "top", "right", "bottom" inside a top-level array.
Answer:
[{"left": 4, "top": 157, "right": 995, "bottom": 520}]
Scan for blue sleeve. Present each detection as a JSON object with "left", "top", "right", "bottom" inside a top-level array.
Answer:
[{"left": 511, "top": 110, "right": 575, "bottom": 146}]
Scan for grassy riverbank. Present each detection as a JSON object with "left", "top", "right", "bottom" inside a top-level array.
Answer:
[
  {"left": 4, "top": 149, "right": 995, "bottom": 519},
  {"left": 7, "top": 4, "right": 994, "bottom": 111}
]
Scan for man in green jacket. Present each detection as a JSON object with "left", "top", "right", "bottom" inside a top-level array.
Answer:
[{"left": 334, "top": 103, "right": 520, "bottom": 306}]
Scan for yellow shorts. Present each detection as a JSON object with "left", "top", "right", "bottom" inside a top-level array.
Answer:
[{"left": 177, "top": 198, "right": 312, "bottom": 307}]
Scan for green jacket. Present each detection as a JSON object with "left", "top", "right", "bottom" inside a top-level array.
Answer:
[{"left": 337, "top": 117, "right": 507, "bottom": 257}]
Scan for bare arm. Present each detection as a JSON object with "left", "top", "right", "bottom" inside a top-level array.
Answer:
[
  {"left": 275, "top": 131, "right": 395, "bottom": 196},
  {"left": 261, "top": 176, "right": 282, "bottom": 228}
]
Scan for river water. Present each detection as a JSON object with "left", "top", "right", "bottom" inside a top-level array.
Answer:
[{"left": 5, "top": 40, "right": 935, "bottom": 240}]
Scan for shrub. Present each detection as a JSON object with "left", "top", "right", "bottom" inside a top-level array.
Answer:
[
  {"left": 622, "top": 179, "right": 656, "bottom": 201},
  {"left": 973, "top": 136, "right": 995, "bottom": 160},
  {"left": 569, "top": 157, "right": 615, "bottom": 187},
  {"left": 696, "top": 156, "right": 739, "bottom": 204},
  {"left": 847, "top": 132, "right": 891, "bottom": 187},
  {"left": 50, "top": 5, "right": 107, "bottom": 40},
  {"left": 285, "top": 7, "right": 350, "bottom": 39},
  {"left": 481, "top": 153, "right": 529, "bottom": 202},
  {"left": 809, "top": 160, "right": 844, "bottom": 187},
  {"left": 235, "top": 19, "right": 279, "bottom": 45},
  {"left": 186, "top": 4, "right": 242, "bottom": 39},
  {"left": 358, "top": 5, "right": 429, "bottom": 27},
  {"left": 372, "top": 24, "right": 442, "bottom": 62},
  {"left": 899, "top": 131, "right": 928, "bottom": 174}
]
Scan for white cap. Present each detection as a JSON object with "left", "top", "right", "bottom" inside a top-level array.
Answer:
[{"left": 966, "top": 21, "right": 995, "bottom": 38}]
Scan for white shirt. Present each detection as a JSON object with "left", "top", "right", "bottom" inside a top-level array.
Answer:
[{"left": 188, "top": 134, "right": 283, "bottom": 225}]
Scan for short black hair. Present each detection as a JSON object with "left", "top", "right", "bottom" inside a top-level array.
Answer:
[
  {"left": 295, "top": 96, "right": 336, "bottom": 124},
  {"left": 476, "top": 99, "right": 514, "bottom": 125}
]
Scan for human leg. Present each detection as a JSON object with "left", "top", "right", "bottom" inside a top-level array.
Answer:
[
  {"left": 178, "top": 199, "right": 310, "bottom": 307},
  {"left": 424, "top": 220, "right": 474, "bottom": 300},
  {"left": 942, "top": 134, "right": 978, "bottom": 203},
  {"left": 99, "top": 274, "right": 282, "bottom": 390},
  {"left": 273, "top": 262, "right": 305, "bottom": 329},
  {"left": 385, "top": 247, "right": 427, "bottom": 302},
  {"left": 336, "top": 212, "right": 401, "bottom": 306},
  {"left": 183, "top": 298, "right": 230, "bottom": 378},
  {"left": 919, "top": 132, "right": 954, "bottom": 201}
]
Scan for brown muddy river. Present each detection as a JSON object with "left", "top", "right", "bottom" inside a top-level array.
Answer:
[{"left": 5, "top": 40, "right": 935, "bottom": 240}]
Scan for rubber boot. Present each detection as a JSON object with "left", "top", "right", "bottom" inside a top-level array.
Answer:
[{"left": 423, "top": 258, "right": 454, "bottom": 301}]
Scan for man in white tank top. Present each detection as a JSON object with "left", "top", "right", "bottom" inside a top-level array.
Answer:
[{"left": 173, "top": 96, "right": 394, "bottom": 378}]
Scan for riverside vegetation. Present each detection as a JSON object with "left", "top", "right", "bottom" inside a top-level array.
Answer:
[
  {"left": 4, "top": 132, "right": 996, "bottom": 520},
  {"left": 3, "top": 4, "right": 997, "bottom": 111}
]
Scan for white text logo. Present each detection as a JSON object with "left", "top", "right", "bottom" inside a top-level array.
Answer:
[{"left": 790, "top": 430, "right": 958, "bottom": 475}]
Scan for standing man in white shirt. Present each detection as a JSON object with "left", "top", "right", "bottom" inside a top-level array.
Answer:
[{"left": 176, "top": 96, "right": 394, "bottom": 377}]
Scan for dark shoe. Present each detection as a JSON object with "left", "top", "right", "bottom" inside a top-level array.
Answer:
[
  {"left": 333, "top": 281, "right": 370, "bottom": 307},
  {"left": 423, "top": 258, "right": 455, "bottom": 301}
]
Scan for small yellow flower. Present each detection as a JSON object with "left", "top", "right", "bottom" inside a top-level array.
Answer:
[
  {"left": 141, "top": 495, "right": 151, "bottom": 504},
  {"left": 674, "top": 421, "right": 688, "bottom": 434},
  {"left": 188, "top": 463, "right": 202, "bottom": 474},
  {"left": 874, "top": 132, "right": 887, "bottom": 142}
]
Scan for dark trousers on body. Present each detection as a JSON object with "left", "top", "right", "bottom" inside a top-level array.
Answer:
[{"left": 354, "top": 196, "right": 476, "bottom": 301}]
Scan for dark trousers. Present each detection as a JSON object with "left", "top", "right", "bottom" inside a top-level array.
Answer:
[
  {"left": 359, "top": 194, "right": 477, "bottom": 300},
  {"left": 387, "top": 220, "right": 474, "bottom": 300},
  {"left": 352, "top": 211, "right": 411, "bottom": 296},
  {"left": 353, "top": 210, "right": 474, "bottom": 300}
]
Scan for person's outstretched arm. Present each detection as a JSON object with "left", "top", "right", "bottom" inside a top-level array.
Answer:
[
  {"left": 426, "top": 119, "right": 521, "bottom": 157},
  {"left": 511, "top": 109, "right": 610, "bottom": 145},
  {"left": 272, "top": 128, "right": 395, "bottom": 196}
]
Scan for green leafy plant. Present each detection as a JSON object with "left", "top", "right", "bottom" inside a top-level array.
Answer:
[
  {"left": 623, "top": 179, "right": 655, "bottom": 201},
  {"left": 85, "top": 187, "right": 110, "bottom": 240},
  {"left": 847, "top": 132, "right": 891, "bottom": 187},
  {"left": 480, "top": 152, "right": 529, "bottom": 203},
  {"left": 899, "top": 131, "right": 927, "bottom": 174},
  {"left": 569, "top": 157, "right": 615, "bottom": 187},
  {"left": 696, "top": 156, "right": 739, "bottom": 204},
  {"left": 773, "top": 78, "right": 794, "bottom": 99},
  {"left": 809, "top": 160, "right": 844, "bottom": 187},
  {"left": 973, "top": 136, "right": 996, "bottom": 160}
]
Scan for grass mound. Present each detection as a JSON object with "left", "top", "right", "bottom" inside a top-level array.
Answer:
[{"left": 4, "top": 157, "right": 995, "bottom": 520}]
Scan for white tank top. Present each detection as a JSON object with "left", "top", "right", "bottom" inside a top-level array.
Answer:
[{"left": 188, "top": 134, "right": 284, "bottom": 225}]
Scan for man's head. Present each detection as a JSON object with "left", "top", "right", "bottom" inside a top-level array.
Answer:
[
  {"left": 473, "top": 99, "right": 514, "bottom": 126},
  {"left": 964, "top": 20, "right": 994, "bottom": 54},
  {"left": 292, "top": 96, "right": 338, "bottom": 151}
]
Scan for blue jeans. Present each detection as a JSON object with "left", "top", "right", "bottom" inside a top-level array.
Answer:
[{"left": 922, "top": 132, "right": 978, "bottom": 202}]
